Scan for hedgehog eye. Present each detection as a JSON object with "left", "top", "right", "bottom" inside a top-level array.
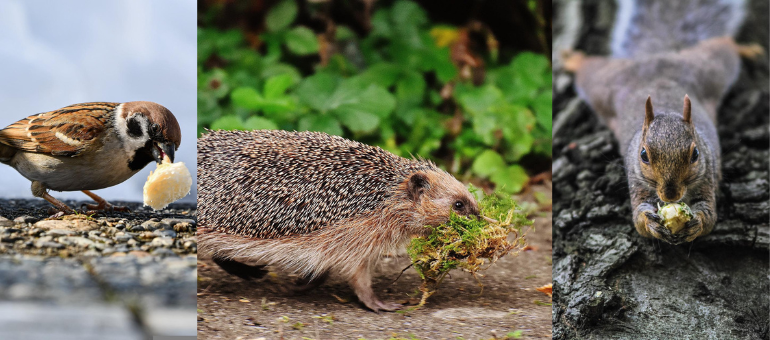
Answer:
[
  {"left": 640, "top": 147, "right": 649, "bottom": 164},
  {"left": 453, "top": 201, "right": 464, "bottom": 211},
  {"left": 690, "top": 146, "right": 699, "bottom": 163}
]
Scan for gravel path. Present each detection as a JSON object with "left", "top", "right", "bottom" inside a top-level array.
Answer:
[
  {"left": 0, "top": 199, "right": 198, "bottom": 339},
  {"left": 197, "top": 186, "right": 553, "bottom": 340}
]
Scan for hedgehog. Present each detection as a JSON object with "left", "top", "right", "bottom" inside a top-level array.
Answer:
[{"left": 197, "top": 129, "right": 480, "bottom": 311}]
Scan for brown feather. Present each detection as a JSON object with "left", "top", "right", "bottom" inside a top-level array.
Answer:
[{"left": 0, "top": 102, "right": 116, "bottom": 157}]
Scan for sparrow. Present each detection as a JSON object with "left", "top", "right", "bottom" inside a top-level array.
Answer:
[{"left": 0, "top": 101, "right": 181, "bottom": 214}]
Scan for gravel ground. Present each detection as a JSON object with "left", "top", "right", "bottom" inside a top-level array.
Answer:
[
  {"left": 0, "top": 199, "right": 198, "bottom": 339},
  {"left": 552, "top": 0, "right": 769, "bottom": 339},
  {"left": 197, "top": 186, "right": 553, "bottom": 340}
]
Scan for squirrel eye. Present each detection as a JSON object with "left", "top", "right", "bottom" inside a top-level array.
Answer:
[
  {"left": 691, "top": 146, "right": 699, "bottom": 163},
  {"left": 640, "top": 147, "right": 649, "bottom": 164},
  {"left": 454, "top": 201, "right": 464, "bottom": 211}
]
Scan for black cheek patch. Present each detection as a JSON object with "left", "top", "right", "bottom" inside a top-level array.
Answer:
[
  {"left": 128, "top": 142, "right": 154, "bottom": 171},
  {"left": 127, "top": 117, "right": 143, "bottom": 138}
]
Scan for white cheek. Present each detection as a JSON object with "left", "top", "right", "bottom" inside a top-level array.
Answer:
[{"left": 113, "top": 104, "right": 151, "bottom": 153}]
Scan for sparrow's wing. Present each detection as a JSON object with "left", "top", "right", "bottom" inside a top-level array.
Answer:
[{"left": 0, "top": 102, "right": 118, "bottom": 157}]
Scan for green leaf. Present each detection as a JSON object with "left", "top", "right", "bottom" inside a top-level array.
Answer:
[
  {"left": 335, "top": 25, "right": 356, "bottom": 40},
  {"left": 259, "top": 97, "right": 296, "bottom": 114},
  {"left": 396, "top": 70, "right": 426, "bottom": 108},
  {"left": 263, "top": 74, "right": 295, "bottom": 99},
  {"left": 533, "top": 90, "right": 552, "bottom": 132},
  {"left": 336, "top": 110, "right": 380, "bottom": 133},
  {"left": 370, "top": 9, "right": 392, "bottom": 38},
  {"left": 490, "top": 165, "right": 529, "bottom": 193},
  {"left": 296, "top": 73, "right": 339, "bottom": 111},
  {"left": 211, "top": 115, "right": 244, "bottom": 130},
  {"left": 298, "top": 115, "right": 343, "bottom": 136},
  {"left": 333, "top": 84, "right": 396, "bottom": 119},
  {"left": 230, "top": 87, "right": 263, "bottom": 110},
  {"left": 261, "top": 63, "right": 302, "bottom": 85},
  {"left": 354, "top": 63, "right": 401, "bottom": 88},
  {"left": 458, "top": 85, "right": 503, "bottom": 116},
  {"left": 471, "top": 150, "right": 507, "bottom": 178},
  {"left": 243, "top": 116, "right": 279, "bottom": 130},
  {"left": 265, "top": 0, "right": 298, "bottom": 32},
  {"left": 391, "top": 1, "right": 428, "bottom": 31},
  {"left": 285, "top": 27, "right": 319, "bottom": 55}
]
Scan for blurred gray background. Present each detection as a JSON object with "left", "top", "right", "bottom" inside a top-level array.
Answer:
[{"left": 0, "top": 0, "right": 196, "bottom": 202}]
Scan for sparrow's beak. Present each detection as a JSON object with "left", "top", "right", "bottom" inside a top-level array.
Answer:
[{"left": 152, "top": 141, "right": 175, "bottom": 164}]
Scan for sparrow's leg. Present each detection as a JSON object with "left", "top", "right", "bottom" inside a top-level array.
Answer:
[
  {"left": 81, "top": 190, "right": 131, "bottom": 212},
  {"left": 31, "top": 181, "right": 75, "bottom": 215}
]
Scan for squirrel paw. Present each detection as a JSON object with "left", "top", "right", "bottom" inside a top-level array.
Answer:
[
  {"left": 561, "top": 50, "right": 586, "bottom": 72},
  {"left": 678, "top": 216, "right": 704, "bottom": 243},
  {"left": 737, "top": 43, "right": 765, "bottom": 60},
  {"left": 643, "top": 211, "right": 684, "bottom": 245}
]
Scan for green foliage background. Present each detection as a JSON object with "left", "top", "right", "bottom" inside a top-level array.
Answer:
[{"left": 198, "top": 0, "right": 552, "bottom": 193}]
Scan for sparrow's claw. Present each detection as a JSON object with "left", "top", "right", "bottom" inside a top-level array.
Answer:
[{"left": 80, "top": 190, "right": 130, "bottom": 213}]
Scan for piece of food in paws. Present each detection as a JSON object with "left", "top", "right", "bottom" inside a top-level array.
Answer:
[
  {"left": 143, "top": 156, "right": 192, "bottom": 210},
  {"left": 657, "top": 202, "right": 693, "bottom": 234}
]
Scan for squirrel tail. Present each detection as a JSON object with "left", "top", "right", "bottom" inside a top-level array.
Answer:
[{"left": 611, "top": 0, "right": 746, "bottom": 58}]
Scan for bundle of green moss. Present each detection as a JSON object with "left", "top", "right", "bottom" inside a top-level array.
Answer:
[{"left": 407, "top": 188, "right": 532, "bottom": 307}]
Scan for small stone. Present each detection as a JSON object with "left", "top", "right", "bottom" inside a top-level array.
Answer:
[
  {"left": 36, "top": 241, "right": 65, "bottom": 249},
  {"left": 128, "top": 225, "right": 145, "bottom": 232},
  {"left": 58, "top": 236, "right": 95, "bottom": 247},
  {"left": 82, "top": 250, "right": 101, "bottom": 257},
  {"left": 0, "top": 216, "right": 12, "bottom": 227},
  {"left": 127, "top": 239, "right": 138, "bottom": 246},
  {"left": 14, "top": 215, "right": 39, "bottom": 224},
  {"left": 128, "top": 250, "right": 151, "bottom": 258},
  {"left": 114, "top": 223, "right": 126, "bottom": 230},
  {"left": 151, "top": 237, "right": 174, "bottom": 248},
  {"left": 35, "top": 219, "right": 99, "bottom": 232},
  {"left": 173, "top": 223, "right": 192, "bottom": 233},
  {"left": 151, "top": 248, "right": 177, "bottom": 258},
  {"left": 162, "top": 218, "right": 196, "bottom": 228},
  {"left": 142, "top": 219, "right": 171, "bottom": 231},
  {"left": 115, "top": 234, "right": 133, "bottom": 243},
  {"left": 110, "top": 252, "right": 127, "bottom": 257},
  {"left": 183, "top": 240, "right": 197, "bottom": 251},
  {"left": 47, "top": 229, "right": 76, "bottom": 237},
  {"left": 153, "top": 229, "right": 177, "bottom": 238}
]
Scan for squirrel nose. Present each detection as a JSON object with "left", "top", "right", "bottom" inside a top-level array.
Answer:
[{"left": 659, "top": 186, "right": 684, "bottom": 203}]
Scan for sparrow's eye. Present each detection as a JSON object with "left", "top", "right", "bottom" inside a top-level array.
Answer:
[
  {"left": 454, "top": 201, "right": 464, "bottom": 211},
  {"left": 640, "top": 147, "right": 649, "bottom": 164},
  {"left": 691, "top": 146, "right": 699, "bottom": 163}
]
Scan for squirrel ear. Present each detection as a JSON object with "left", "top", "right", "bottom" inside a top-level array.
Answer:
[
  {"left": 682, "top": 94, "right": 692, "bottom": 124},
  {"left": 644, "top": 96, "right": 654, "bottom": 128},
  {"left": 407, "top": 173, "right": 430, "bottom": 202}
]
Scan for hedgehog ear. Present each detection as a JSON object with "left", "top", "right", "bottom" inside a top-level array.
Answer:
[{"left": 407, "top": 173, "right": 430, "bottom": 202}]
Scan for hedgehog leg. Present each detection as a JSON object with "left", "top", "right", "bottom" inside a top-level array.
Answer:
[
  {"left": 349, "top": 262, "right": 401, "bottom": 312},
  {"left": 291, "top": 271, "right": 329, "bottom": 293},
  {"left": 212, "top": 256, "right": 267, "bottom": 280}
]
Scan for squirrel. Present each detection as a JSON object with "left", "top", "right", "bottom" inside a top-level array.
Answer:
[
  {"left": 562, "top": 0, "right": 762, "bottom": 244},
  {"left": 197, "top": 129, "right": 480, "bottom": 312}
]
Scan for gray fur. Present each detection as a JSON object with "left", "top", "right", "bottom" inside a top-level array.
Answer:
[{"left": 612, "top": 0, "right": 746, "bottom": 58}]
